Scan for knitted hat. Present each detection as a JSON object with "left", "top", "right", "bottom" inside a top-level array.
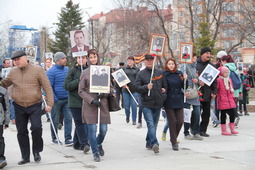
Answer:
[
  {"left": 217, "top": 51, "right": 227, "bottom": 58},
  {"left": 200, "top": 47, "right": 211, "bottom": 56},
  {"left": 54, "top": 52, "right": 66, "bottom": 62},
  {"left": 11, "top": 50, "right": 26, "bottom": 59},
  {"left": 219, "top": 66, "right": 229, "bottom": 76}
]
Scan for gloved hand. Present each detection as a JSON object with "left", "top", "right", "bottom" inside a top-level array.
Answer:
[
  {"left": 97, "top": 93, "right": 105, "bottom": 99},
  {"left": 92, "top": 99, "right": 101, "bottom": 107}
]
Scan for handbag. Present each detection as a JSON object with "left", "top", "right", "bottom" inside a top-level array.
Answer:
[
  {"left": 186, "top": 83, "right": 198, "bottom": 99},
  {"left": 108, "top": 95, "right": 121, "bottom": 112}
]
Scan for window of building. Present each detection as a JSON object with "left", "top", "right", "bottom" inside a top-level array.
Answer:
[{"left": 223, "top": 2, "right": 235, "bottom": 12}]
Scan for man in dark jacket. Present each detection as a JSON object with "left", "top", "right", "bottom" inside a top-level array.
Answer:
[
  {"left": 135, "top": 54, "right": 167, "bottom": 154},
  {"left": 196, "top": 47, "right": 217, "bottom": 137}
]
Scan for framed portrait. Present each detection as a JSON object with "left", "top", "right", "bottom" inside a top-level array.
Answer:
[
  {"left": 70, "top": 30, "right": 89, "bottom": 57},
  {"left": 199, "top": 64, "right": 220, "bottom": 86},
  {"left": 90, "top": 65, "right": 110, "bottom": 93},
  {"left": 26, "top": 46, "right": 37, "bottom": 64},
  {"left": 148, "top": 33, "right": 167, "bottom": 57},
  {"left": 111, "top": 69, "right": 131, "bottom": 87},
  {"left": 180, "top": 42, "right": 193, "bottom": 63},
  {"left": 237, "top": 62, "right": 243, "bottom": 72},
  {"left": 1, "top": 68, "right": 12, "bottom": 79}
]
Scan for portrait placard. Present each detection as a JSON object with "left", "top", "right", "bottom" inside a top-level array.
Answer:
[
  {"left": 70, "top": 30, "right": 89, "bottom": 57},
  {"left": 237, "top": 62, "right": 243, "bottom": 72},
  {"left": 1, "top": 68, "right": 12, "bottom": 78},
  {"left": 148, "top": 33, "right": 167, "bottom": 57},
  {"left": 199, "top": 64, "right": 220, "bottom": 86},
  {"left": 26, "top": 46, "right": 37, "bottom": 63},
  {"left": 111, "top": 69, "right": 131, "bottom": 87},
  {"left": 90, "top": 65, "right": 110, "bottom": 93},
  {"left": 180, "top": 42, "right": 193, "bottom": 63}
]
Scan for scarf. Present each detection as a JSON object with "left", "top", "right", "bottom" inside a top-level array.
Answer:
[{"left": 219, "top": 76, "right": 234, "bottom": 92}]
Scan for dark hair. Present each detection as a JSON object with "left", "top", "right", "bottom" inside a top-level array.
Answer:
[
  {"left": 193, "top": 52, "right": 197, "bottom": 57},
  {"left": 164, "top": 57, "right": 177, "bottom": 72},
  {"left": 87, "top": 49, "right": 98, "bottom": 57},
  {"left": 74, "top": 30, "right": 85, "bottom": 38},
  {"left": 119, "top": 62, "right": 124, "bottom": 66},
  {"left": 221, "top": 55, "right": 235, "bottom": 63},
  {"left": 3, "top": 59, "right": 10, "bottom": 64},
  {"left": 127, "top": 56, "right": 134, "bottom": 61}
]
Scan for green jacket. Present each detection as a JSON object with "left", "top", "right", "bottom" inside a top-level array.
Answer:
[
  {"left": 64, "top": 64, "right": 88, "bottom": 108},
  {"left": 225, "top": 63, "right": 243, "bottom": 97}
]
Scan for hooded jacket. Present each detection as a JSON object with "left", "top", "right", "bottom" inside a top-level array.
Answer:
[
  {"left": 196, "top": 57, "right": 217, "bottom": 102},
  {"left": 224, "top": 63, "right": 243, "bottom": 98}
]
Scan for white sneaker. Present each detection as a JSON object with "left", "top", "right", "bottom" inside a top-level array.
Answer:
[{"left": 193, "top": 134, "right": 203, "bottom": 140}]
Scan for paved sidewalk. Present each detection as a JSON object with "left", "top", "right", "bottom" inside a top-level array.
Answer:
[{"left": 4, "top": 110, "right": 255, "bottom": 170}]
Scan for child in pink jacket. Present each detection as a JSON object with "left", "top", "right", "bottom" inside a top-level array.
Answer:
[{"left": 217, "top": 66, "right": 238, "bottom": 135}]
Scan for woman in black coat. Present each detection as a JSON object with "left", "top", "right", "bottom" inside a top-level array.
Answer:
[{"left": 163, "top": 58, "right": 187, "bottom": 151}]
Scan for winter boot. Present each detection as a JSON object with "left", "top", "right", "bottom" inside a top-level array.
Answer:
[
  {"left": 229, "top": 123, "right": 239, "bottom": 134},
  {"left": 220, "top": 124, "right": 231, "bottom": 135}
]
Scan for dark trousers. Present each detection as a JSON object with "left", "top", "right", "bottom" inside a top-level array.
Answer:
[
  {"left": 69, "top": 107, "right": 89, "bottom": 149},
  {"left": 165, "top": 108, "right": 184, "bottom": 145},
  {"left": 14, "top": 102, "right": 43, "bottom": 160},
  {"left": 115, "top": 87, "right": 123, "bottom": 108},
  {"left": 200, "top": 101, "right": 211, "bottom": 133},
  {"left": 0, "top": 125, "right": 5, "bottom": 161},
  {"left": 220, "top": 109, "right": 235, "bottom": 124}
]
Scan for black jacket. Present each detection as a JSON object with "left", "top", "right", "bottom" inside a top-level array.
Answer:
[
  {"left": 135, "top": 68, "right": 167, "bottom": 108},
  {"left": 196, "top": 57, "right": 217, "bottom": 102},
  {"left": 122, "top": 65, "right": 140, "bottom": 93}
]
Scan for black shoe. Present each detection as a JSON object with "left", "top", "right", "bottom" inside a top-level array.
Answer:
[
  {"left": 83, "top": 145, "right": 90, "bottom": 154},
  {"left": 34, "top": 153, "right": 41, "bottom": 162},
  {"left": 172, "top": 144, "right": 179, "bottom": 151},
  {"left": 0, "top": 160, "right": 7, "bottom": 169},
  {"left": 93, "top": 153, "right": 100, "bottom": 162},
  {"left": 126, "top": 117, "right": 130, "bottom": 123},
  {"left": 146, "top": 143, "right": 152, "bottom": 150},
  {"left": 200, "top": 132, "right": 210, "bottom": 137},
  {"left": 18, "top": 159, "right": 30, "bottom": 165},
  {"left": 98, "top": 145, "right": 104, "bottom": 156}
]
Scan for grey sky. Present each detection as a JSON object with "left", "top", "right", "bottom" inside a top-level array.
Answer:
[{"left": 0, "top": 0, "right": 113, "bottom": 29}]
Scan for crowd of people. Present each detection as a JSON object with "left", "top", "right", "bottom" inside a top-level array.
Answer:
[{"left": 0, "top": 46, "right": 253, "bottom": 168}]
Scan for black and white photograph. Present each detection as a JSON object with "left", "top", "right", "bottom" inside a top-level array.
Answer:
[
  {"left": 180, "top": 42, "right": 193, "bottom": 63},
  {"left": 70, "top": 30, "right": 89, "bottom": 57},
  {"left": 237, "top": 62, "right": 243, "bottom": 72},
  {"left": 90, "top": 65, "right": 110, "bottom": 93},
  {"left": 111, "top": 69, "right": 131, "bottom": 87},
  {"left": 26, "top": 46, "right": 37, "bottom": 63},
  {"left": 199, "top": 64, "right": 220, "bottom": 86},
  {"left": 148, "top": 33, "right": 167, "bottom": 57},
  {"left": 1, "top": 68, "right": 12, "bottom": 79}
]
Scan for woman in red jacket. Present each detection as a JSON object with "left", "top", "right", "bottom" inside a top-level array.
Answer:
[{"left": 217, "top": 66, "right": 238, "bottom": 135}]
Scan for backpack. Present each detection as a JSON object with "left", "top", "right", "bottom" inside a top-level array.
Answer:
[{"left": 227, "top": 68, "right": 242, "bottom": 90}]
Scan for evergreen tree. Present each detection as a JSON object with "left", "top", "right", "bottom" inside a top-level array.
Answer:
[
  {"left": 194, "top": 22, "right": 216, "bottom": 55},
  {"left": 49, "top": 0, "right": 85, "bottom": 67}
]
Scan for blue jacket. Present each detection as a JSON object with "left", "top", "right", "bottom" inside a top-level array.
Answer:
[
  {"left": 164, "top": 70, "right": 185, "bottom": 109},
  {"left": 47, "top": 64, "right": 69, "bottom": 102}
]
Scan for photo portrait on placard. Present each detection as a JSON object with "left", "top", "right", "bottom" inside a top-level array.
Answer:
[
  {"left": 148, "top": 33, "right": 167, "bottom": 57},
  {"left": 26, "top": 46, "right": 37, "bottom": 63},
  {"left": 70, "top": 30, "right": 89, "bottom": 57},
  {"left": 199, "top": 64, "right": 220, "bottom": 86},
  {"left": 1, "top": 68, "right": 12, "bottom": 79},
  {"left": 90, "top": 65, "right": 110, "bottom": 93},
  {"left": 180, "top": 42, "right": 193, "bottom": 63},
  {"left": 111, "top": 69, "right": 131, "bottom": 87},
  {"left": 237, "top": 62, "right": 243, "bottom": 72}
]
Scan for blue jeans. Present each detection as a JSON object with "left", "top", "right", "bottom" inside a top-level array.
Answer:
[
  {"left": 142, "top": 107, "right": 161, "bottom": 147},
  {"left": 184, "top": 103, "right": 201, "bottom": 135},
  {"left": 10, "top": 99, "right": 15, "bottom": 120},
  {"left": 51, "top": 99, "right": 72, "bottom": 141},
  {"left": 123, "top": 92, "right": 139, "bottom": 122},
  {"left": 69, "top": 107, "right": 89, "bottom": 149},
  {"left": 87, "top": 124, "right": 108, "bottom": 154}
]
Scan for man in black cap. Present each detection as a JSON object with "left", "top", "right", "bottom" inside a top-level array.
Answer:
[
  {"left": 135, "top": 54, "right": 167, "bottom": 154},
  {"left": 0, "top": 50, "right": 54, "bottom": 165},
  {"left": 196, "top": 47, "right": 217, "bottom": 137}
]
